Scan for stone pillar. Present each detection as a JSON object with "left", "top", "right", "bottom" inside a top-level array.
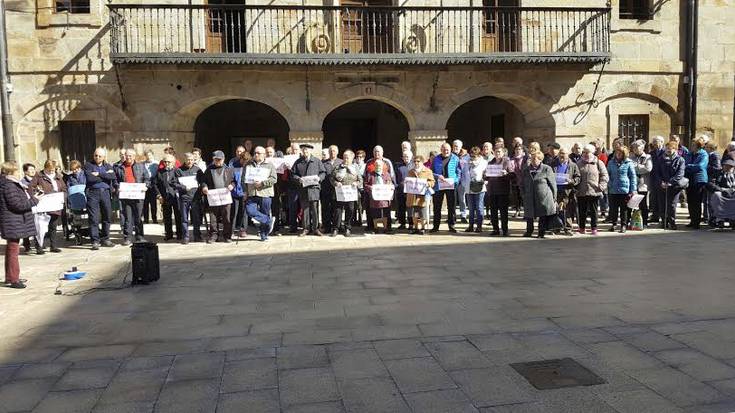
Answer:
[
  {"left": 409, "top": 129, "right": 449, "bottom": 158},
  {"left": 289, "top": 131, "right": 324, "bottom": 153}
]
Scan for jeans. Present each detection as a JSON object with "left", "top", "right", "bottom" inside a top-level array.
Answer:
[
  {"left": 245, "top": 196, "right": 272, "bottom": 235},
  {"left": 231, "top": 196, "right": 246, "bottom": 231},
  {"left": 577, "top": 196, "right": 599, "bottom": 230},
  {"left": 334, "top": 201, "right": 356, "bottom": 231},
  {"left": 608, "top": 193, "right": 629, "bottom": 227},
  {"left": 87, "top": 188, "right": 112, "bottom": 243},
  {"left": 686, "top": 182, "right": 705, "bottom": 227},
  {"left": 120, "top": 199, "right": 144, "bottom": 240},
  {"left": 162, "top": 198, "right": 182, "bottom": 239},
  {"left": 456, "top": 185, "right": 468, "bottom": 218},
  {"left": 467, "top": 192, "right": 484, "bottom": 228},
  {"left": 432, "top": 189, "right": 456, "bottom": 229},
  {"left": 487, "top": 193, "right": 509, "bottom": 233},
  {"left": 179, "top": 197, "right": 202, "bottom": 240},
  {"left": 4, "top": 239, "right": 20, "bottom": 284}
]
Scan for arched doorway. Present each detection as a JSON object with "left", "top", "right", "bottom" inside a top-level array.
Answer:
[
  {"left": 322, "top": 99, "right": 410, "bottom": 160},
  {"left": 446, "top": 96, "right": 525, "bottom": 149},
  {"left": 194, "top": 99, "right": 290, "bottom": 158}
]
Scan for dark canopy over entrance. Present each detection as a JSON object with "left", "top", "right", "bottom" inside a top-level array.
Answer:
[
  {"left": 194, "top": 99, "right": 290, "bottom": 160},
  {"left": 446, "top": 96, "right": 525, "bottom": 150},
  {"left": 322, "top": 99, "right": 410, "bottom": 161}
]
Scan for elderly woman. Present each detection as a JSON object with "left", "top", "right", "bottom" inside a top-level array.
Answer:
[
  {"left": 29, "top": 160, "right": 67, "bottom": 253},
  {"left": 465, "top": 146, "right": 489, "bottom": 233},
  {"left": 629, "top": 140, "right": 653, "bottom": 228},
  {"left": 508, "top": 144, "right": 527, "bottom": 218},
  {"left": 685, "top": 137, "right": 709, "bottom": 229},
  {"left": 576, "top": 144, "right": 609, "bottom": 235},
  {"left": 552, "top": 148, "right": 580, "bottom": 235},
  {"left": 657, "top": 141, "right": 687, "bottom": 230},
  {"left": 330, "top": 149, "right": 362, "bottom": 237},
  {"left": 522, "top": 151, "right": 557, "bottom": 238},
  {"left": 1, "top": 162, "right": 39, "bottom": 289},
  {"left": 607, "top": 146, "right": 637, "bottom": 233},
  {"left": 486, "top": 146, "right": 513, "bottom": 236},
  {"left": 406, "top": 155, "right": 435, "bottom": 235},
  {"left": 707, "top": 159, "right": 735, "bottom": 228},
  {"left": 364, "top": 157, "right": 394, "bottom": 234},
  {"left": 704, "top": 141, "right": 722, "bottom": 225}
]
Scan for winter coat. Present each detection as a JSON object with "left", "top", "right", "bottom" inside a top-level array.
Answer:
[
  {"left": 522, "top": 164, "right": 557, "bottom": 218},
  {"left": 243, "top": 160, "right": 277, "bottom": 198},
  {"left": 84, "top": 161, "right": 116, "bottom": 190},
  {"left": 64, "top": 170, "right": 86, "bottom": 187},
  {"left": 431, "top": 153, "right": 461, "bottom": 191},
  {"left": 394, "top": 161, "right": 411, "bottom": 194},
  {"left": 551, "top": 159, "right": 581, "bottom": 200},
  {"left": 321, "top": 158, "right": 343, "bottom": 198},
  {"left": 457, "top": 153, "right": 471, "bottom": 191},
  {"left": 630, "top": 153, "right": 652, "bottom": 193},
  {"left": 154, "top": 168, "right": 179, "bottom": 202},
  {"left": 290, "top": 155, "right": 326, "bottom": 202},
  {"left": 650, "top": 148, "right": 665, "bottom": 184},
  {"left": 405, "top": 167, "right": 435, "bottom": 208},
  {"left": 364, "top": 164, "right": 393, "bottom": 209},
  {"left": 466, "top": 157, "right": 489, "bottom": 194},
  {"left": 508, "top": 154, "right": 527, "bottom": 187},
  {"left": 0, "top": 175, "right": 38, "bottom": 240},
  {"left": 707, "top": 171, "right": 735, "bottom": 197},
  {"left": 657, "top": 154, "right": 686, "bottom": 189},
  {"left": 202, "top": 165, "right": 236, "bottom": 192},
  {"left": 485, "top": 157, "right": 512, "bottom": 196},
  {"left": 28, "top": 172, "right": 67, "bottom": 215},
  {"left": 113, "top": 162, "right": 150, "bottom": 190},
  {"left": 576, "top": 156, "right": 608, "bottom": 197},
  {"left": 330, "top": 163, "right": 363, "bottom": 200},
  {"left": 685, "top": 148, "right": 709, "bottom": 184},
  {"left": 607, "top": 157, "right": 638, "bottom": 194},
  {"left": 174, "top": 164, "right": 203, "bottom": 202},
  {"left": 708, "top": 151, "right": 723, "bottom": 182}
]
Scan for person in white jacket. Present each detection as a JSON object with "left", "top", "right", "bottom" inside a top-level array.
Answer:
[
  {"left": 629, "top": 139, "right": 653, "bottom": 228},
  {"left": 465, "top": 146, "right": 489, "bottom": 233}
]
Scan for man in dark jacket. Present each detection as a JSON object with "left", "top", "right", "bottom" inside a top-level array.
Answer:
[
  {"left": 114, "top": 149, "right": 150, "bottom": 245},
  {"left": 201, "top": 151, "right": 236, "bottom": 243},
  {"left": 657, "top": 141, "right": 687, "bottom": 230},
  {"left": 394, "top": 151, "right": 412, "bottom": 230},
  {"left": 85, "top": 148, "right": 117, "bottom": 250},
  {"left": 154, "top": 154, "right": 182, "bottom": 241},
  {"left": 648, "top": 136, "right": 665, "bottom": 223},
  {"left": 1, "top": 163, "right": 39, "bottom": 289},
  {"left": 320, "top": 145, "right": 342, "bottom": 234},
  {"left": 174, "top": 153, "right": 204, "bottom": 244},
  {"left": 291, "top": 144, "right": 326, "bottom": 236}
]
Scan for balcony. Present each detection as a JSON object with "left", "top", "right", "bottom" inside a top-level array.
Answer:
[{"left": 108, "top": 4, "right": 611, "bottom": 65}]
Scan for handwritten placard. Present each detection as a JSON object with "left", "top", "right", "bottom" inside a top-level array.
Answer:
[
  {"left": 178, "top": 175, "right": 198, "bottom": 190},
  {"left": 118, "top": 182, "right": 147, "bottom": 200},
  {"left": 243, "top": 166, "right": 271, "bottom": 184},
  {"left": 371, "top": 184, "right": 395, "bottom": 201},
  {"left": 35, "top": 192, "right": 65, "bottom": 213},
  {"left": 627, "top": 194, "right": 645, "bottom": 209},
  {"left": 282, "top": 155, "right": 300, "bottom": 172},
  {"left": 206, "top": 187, "right": 233, "bottom": 206},
  {"left": 300, "top": 175, "right": 320, "bottom": 187},
  {"left": 485, "top": 164, "right": 504, "bottom": 177},
  {"left": 336, "top": 185, "right": 358, "bottom": 202},
  {"left": 266, "top": 157, "right": 286, "bottom": 173},
  {"left": 404, "top": 177, "right": 428, "bottom": 195},
  {"left": 437, "top": 177, "right": 455, "bottom": 191},
  {"left": 555, "top": 173, "right": 568, "bottom": 186}
]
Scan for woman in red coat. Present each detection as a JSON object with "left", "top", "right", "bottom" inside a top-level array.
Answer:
[
  {"left": 364, "top": 159, "right": 393, "bottom": 234},
  {"left": 0, "top": 162, "right": 39, "bottom": 289}
]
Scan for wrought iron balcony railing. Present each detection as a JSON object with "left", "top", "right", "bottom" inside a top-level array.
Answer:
[{"left": 108, "top": 5, "right": 610, "bottom": 65}]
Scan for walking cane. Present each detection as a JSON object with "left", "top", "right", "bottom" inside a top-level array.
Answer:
[{"left": 663, "top": 184, "right": 668, "bottom": 231}]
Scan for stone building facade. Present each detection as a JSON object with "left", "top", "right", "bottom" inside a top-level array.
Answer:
[{"left": 2, "top": 0, "right": 734, "bottom": 165}]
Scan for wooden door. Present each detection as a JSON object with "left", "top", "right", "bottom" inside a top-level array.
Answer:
[
  {"left": 341, "top": 0, "right": 393, "bottom": 53},
  {"left": 341, "top": 0, "right": 364, "bottom": 53},
  {"left": 60, "top": 121, "right": 96, "bottom": 168},
  {"left": 482, "top": 0, "right": 519, "bottom": 52},
  {"left": 206, "top": 0, "right": 246, "bottom": 53}
]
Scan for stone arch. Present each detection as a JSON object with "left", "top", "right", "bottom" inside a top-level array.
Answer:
[
  {"left": 318, "top": 87, "right": 418, "bottom": 131},
  {"left": 598, "top": 79, "right": 680, "bottom": 116}
]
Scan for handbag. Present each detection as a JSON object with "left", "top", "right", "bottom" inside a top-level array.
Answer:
[
  {"left": 675, "top": 177, "right": 689, "bottom": 190},
  {"left": 470, "top": 181, "right": 485, "bottom": 193}
]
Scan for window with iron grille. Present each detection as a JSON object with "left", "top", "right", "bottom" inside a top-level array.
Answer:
[
  {"left": 55, "top": 0, "right": 90, "bottom": 13},
  {"left": 618, "top": 115, "right": 649, "bottom": 146},
  {"left": 619, "top": 0, "right": 652, "bottom": 20}
]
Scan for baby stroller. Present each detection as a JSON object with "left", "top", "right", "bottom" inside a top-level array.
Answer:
[
  {"left": 65, "top": 184, "right": 91, "bottom": 245},
  {"left": 708, "top": 191, "right": 735, "bottom": 230}
]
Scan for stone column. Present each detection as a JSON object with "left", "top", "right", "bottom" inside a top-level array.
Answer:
[
  {"left": 409, "top": 129, "right": 449, "bottom": 158},
  {"left": 289, "top": 131, "right": 324, "bottom": 152}
]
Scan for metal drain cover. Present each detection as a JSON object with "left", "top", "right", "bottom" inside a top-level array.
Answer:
[{"left": 510, "top": 358, "right": 606, "bottom": 390}]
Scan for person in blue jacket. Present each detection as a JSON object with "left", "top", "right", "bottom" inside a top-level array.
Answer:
[
  {"left": 431, "top": 143, "right": 461, "bottom": 233},
  {"left": 607, "top": 146, "right": 637, "bottom": 233},
  {"left": 685, "top": 136, "right": 709, "bottom": 229},
  {"left": 84, "top": 148, "right": 117, "bottom": 250}
]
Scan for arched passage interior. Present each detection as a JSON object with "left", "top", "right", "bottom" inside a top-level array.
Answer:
[
  {"left": 446, "top": 96, "right": 526, "bottom": 149},
  {"left": 194, "top": 99, "right": 290, "bottom": 159},
  {"left": 322, "top": 99, "right": 410, "bottom": 161}
]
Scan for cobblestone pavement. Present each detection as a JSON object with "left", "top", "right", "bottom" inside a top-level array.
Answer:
[{"left": 1, "top": 216, "right": 735, "bottom": 413}]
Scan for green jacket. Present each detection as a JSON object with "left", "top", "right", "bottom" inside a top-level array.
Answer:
[{"left": 242, "top": 160, "right": 277, "bottom": 198}]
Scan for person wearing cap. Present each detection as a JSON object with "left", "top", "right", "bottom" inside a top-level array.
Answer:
[
  {"left": 201, "top": 150, "right": 236, "bottom": 243},
  {"left": 320, "top": 145, "right": 342, "bottom": 235},
  {"left": 154, "top": 154, "right": 182, "bottom": 242},
  {"left": 243, "top": 146, "right": 277, "bottom": 241},
  {"left": 543, "top": 142, "right": 560, "bottom": 166},
  {"left": 114, "top": 149, "right": 150, "bottom": 245},
  {"left": 290, "top": 144, "right": 326, "bottom": 236}
]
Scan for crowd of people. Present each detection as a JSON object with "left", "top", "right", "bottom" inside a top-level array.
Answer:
[{"left": 2, "top": 134, "right": 734, "bottom": 289}]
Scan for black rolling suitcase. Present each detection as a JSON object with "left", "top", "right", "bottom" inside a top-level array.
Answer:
[{"left": 131, "top": 242, "right": 160, "bottom": 285}]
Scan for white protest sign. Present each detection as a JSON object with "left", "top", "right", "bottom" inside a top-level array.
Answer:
[
  {"left": 118, "top": 182, "right": 147, "bottom": 200},
  {"left": 627, "top": 194, "right": 645, "bottom": 209},
  {"left": 178, "top": 175, "right": 198, "bottom": 190},
  {"left": 437, "top": 177, "right": 455, "bottom": 191},
  {"left": 34, "top": 192, "right": 65, "bottom": 213},
  {"left": 403, "top": 177, "right": 428, "bottom": 195},
  {"left": 371, "top": 183, "right": 395, "bottom": 201},
  {"left": 555, "top": 173, "right": 568, "bottom": 185},
  {"left": 243, "top": 166, "right": 271, "bottom": 184},
  {"left": 300, "top": 175, "right": 320, "bottom": 187},
  {"left": 485, "top": 164, "right": 504, "bottom": 177},
  {"left": 335, "top": 185, "right": 358, "bottom": 202},
  {"left": 281, "top": 155, "right": 300, "bottom": 172},
  {"left": 266, "top": 157, "right": 286, "bottom": 173},
  {"left": 206, "top": 187, "right": 233, "bottom": 206}
]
